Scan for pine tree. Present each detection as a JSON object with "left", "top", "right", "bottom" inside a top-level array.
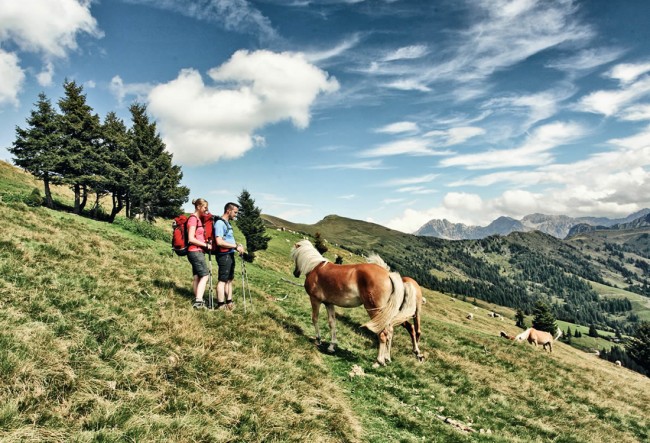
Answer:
[
  {"left": 57, "top": 80, "right": 102, "bottom": 214},
  {"left": 127, "top": 103, "right": 188, "bottom": 221},
  {"left": 588, "top": 324, "right": 599, "bottom": 338},
  {"left": 236, "top": 189, "right": 270, "bottom": 263},
  {"left": 101, "top": 112, "right": 133, "bottom": 222},
  {"left": 314, "top": 232, "right": 328, "bottom": 254},
  {"left": 531, "top": 300, "right": 557, "bottom": 334},
  {"left": 9, "top": 93, "right": 61, "bottom": 208},
  {"left": 515, "top": 309, "right": 526, "bottom": 329},
  {"left": 626, "top": 321, "right": 650, "bottom": 372}
]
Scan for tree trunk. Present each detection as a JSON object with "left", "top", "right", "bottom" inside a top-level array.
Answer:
[
  {"left": 79, "top": 184, "right": 88, "bottom": 212},
  {"left": 43, "top": 173, "right": 54, "bottom": 209},
  {"left": 74, "top": 183, "right": 81, "bottom": 214},
  {"left": 108, "top": 193, "right": 124, "bottom": 223},
  {"left": 91, "top": 192, "right": 101, "bottom": 219}
]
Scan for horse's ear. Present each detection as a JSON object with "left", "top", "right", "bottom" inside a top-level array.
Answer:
[{"left": 294, "top": 242, "right": 301, "bottom": 248}]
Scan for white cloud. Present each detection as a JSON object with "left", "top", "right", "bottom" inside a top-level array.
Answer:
[
  {"left": 359, "top": 138, "right": 450, "bottom": 157},
  {"left": 383, "top": 45, "right": 428, "bottom": 62},
  {"left": 36, "top": 61, "right": 54, "bottom": 87},
  {"left": 547, "top": 47, "right": 624, "bottom": 73},
  {"left": 0, "top": 0, "right": 102, "bottom": 104},
  {"left": 0, "top": 49, "right": 25, "bottom": 106},
  {"left": 440, "top": 121, "right": 585, "bottom": 170},
  {"left": 125, "top": 0, "right": 277, "bottom": 42},
  {"left": 423, "top": 126, "right": 485, "bottom": 146},
  {"left": 147, "top": 50, "right": 339, "bottom": 166},
  {"left": 312, "top": 160, "right": 386, "bottom": 170},
  {"left": 620, "top": 104, "right": 650, "bottom": 121},
  {"left": 384, "top": 173, "right": 438, "bottom": 186},
  {"left": 303, "top": 34, "right": 362, "bottom": 63},
  {"left": 109, "top": 75, "right": 153, "bottom": 106},
  {"left": 608, "top": 61, "right": 650, "bottom": 84},
  {"left": 578, "top": 76, "right": 650, "bottom": 116},
  {"left": 375, "top": 121, "right": 419, "bottom": 134}
]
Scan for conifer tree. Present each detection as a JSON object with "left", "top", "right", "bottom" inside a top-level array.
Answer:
[
  {"left": 531, "top": 300, "right": 557, "bottom": 334},
  {"left": 57, "top": 80, "right": 102, "bottom": 214},
  {"left": 236, "top": 189, "right": 270, "bottom": 262},
  {"left": 314, "top": 232, "right": 328, "bottom": 254},
  {"left": 626, "top": 321, "right": 650, "bottom": 372},
  {"left": 10, "top": 93, "right": 61, "bottom": 208},
  {"left": 515, "top": 309, "right": 526, "bottom": 329},
  {"left": 127, "top": 103, "right": 188, "bottom": 221},
  {"left": 101, "top": 112, "right": 133, "bottom": 222}
]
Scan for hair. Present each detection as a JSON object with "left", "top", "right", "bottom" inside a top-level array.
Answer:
[
  {"left": 224, "top": 202, "right": 240, "bottom": 213},
  {"left": 192, "top": 198, "right": 208, "bottom": 209}
]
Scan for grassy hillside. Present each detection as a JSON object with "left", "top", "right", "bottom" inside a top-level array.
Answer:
[{"left": 1, "top": 166, "right": 649, "bottom": 442}]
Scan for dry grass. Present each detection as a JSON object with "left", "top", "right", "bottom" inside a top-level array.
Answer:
[{"left": 0, "top": 165, "right": 648, "bottom": 442}]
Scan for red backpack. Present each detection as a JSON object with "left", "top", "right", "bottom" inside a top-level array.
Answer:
[{"left": 171, "top": 214, "right": 191, "bottom": 256}]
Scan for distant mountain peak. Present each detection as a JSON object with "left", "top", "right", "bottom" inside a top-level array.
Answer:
[{"left": 415, "top": 209, "right": 650, "bottom": 240}]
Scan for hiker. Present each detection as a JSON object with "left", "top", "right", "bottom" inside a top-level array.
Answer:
[
  {"left": 187, "top": 198, "right": 211, "bottom": 309},
  {"left": 214, "top": 202, "right": 245, "bottom": 311}
]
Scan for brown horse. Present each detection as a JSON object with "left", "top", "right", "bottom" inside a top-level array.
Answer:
[
  {"left": 291, "top": 240, "right": 418, "bottom": 365},
  {"left": 514, "top": 327, "right": 562, "bottom": 352}
]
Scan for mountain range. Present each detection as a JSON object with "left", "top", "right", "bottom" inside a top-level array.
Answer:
[{"left": 414, "top": 209, "right": 650, "bottom": 240}]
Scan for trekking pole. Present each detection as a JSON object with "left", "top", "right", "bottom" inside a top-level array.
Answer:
[
  {"left": 207, "top": 249, "right": 214, "bottom": 310},
  {"left": 240, "top": 253, "right": 252, "bottom": 313}
]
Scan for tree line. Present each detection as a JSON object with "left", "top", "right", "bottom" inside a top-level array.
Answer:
[{"left": 9, "top": 80, "right": 189, "bottom": 222}]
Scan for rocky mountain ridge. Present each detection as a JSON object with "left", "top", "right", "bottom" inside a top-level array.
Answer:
[{"left": 415, "top": 209, "right": 650, "bottom": 240}]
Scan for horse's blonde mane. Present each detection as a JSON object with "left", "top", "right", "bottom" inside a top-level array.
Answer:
[
  {"left": 514, "top": 328, "right": 531, "bottom": 342},
  {"left": 291, "top": 240, "right": 330, "bottom": 275}
]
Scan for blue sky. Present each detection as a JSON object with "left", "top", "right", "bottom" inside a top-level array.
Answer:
[{"left": 1, "top": 0, "right": 650, "bottom": 233}]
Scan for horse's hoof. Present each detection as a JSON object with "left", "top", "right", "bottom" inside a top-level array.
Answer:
[
  {"left": 417, "top": 354, "right": 425, "bottom": 362},
  {"left": 327, "top": 345, "right": 336, "bottom": 354},
  {"left": 372, "top": 362, "right": 381, "bottom": 369}
]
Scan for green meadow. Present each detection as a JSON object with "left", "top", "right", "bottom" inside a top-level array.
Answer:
[{"left": 1, "top": 161, "right": 648, "bottom": 442}]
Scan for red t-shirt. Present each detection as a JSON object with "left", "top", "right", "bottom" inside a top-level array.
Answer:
[{"left": 186, "top": 215, "right": 205, "bottom": 252}]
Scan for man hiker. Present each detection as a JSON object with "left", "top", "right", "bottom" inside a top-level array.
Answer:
[{"left": 214, "top": 202, "right": 245, "bottom": 311}]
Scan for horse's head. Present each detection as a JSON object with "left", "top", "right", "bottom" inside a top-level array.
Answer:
[{"left": 292, "top": 242, "right": 303, "bottom": 277}]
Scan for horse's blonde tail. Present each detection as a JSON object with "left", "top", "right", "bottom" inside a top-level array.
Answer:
[
  {"left": 554, "top": 327, "right": 563, "bottom": 341},
  {"left": 366, "top": 253, "right": 390, "bottom": 271},
  {"left": 363, "top": 272, "right": 404, "bottom": 334},
  {"left": 390, "top": 280, "right": 418, "bottom": 326}
]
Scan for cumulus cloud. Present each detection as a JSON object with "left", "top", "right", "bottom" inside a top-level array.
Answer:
[
  {"left": 109, "top": 75, "right": 153, "bottom": 106},
  {"left": 146, "top": 50, "right": 339, "bottom": 166},
  {"left": 0, "top": 49, "right": 25, "bottom": 106},
  {"left": 0, "top": 0, "right": 102, "bottom": 104}
]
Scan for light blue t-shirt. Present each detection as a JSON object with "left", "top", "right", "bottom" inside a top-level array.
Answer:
[{"left": 215, "top": 218, "right": 236, "bottom": 253}]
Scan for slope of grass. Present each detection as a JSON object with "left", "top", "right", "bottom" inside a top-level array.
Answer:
[{"left": 0, "top": 169, "right": 648, "bottom": 442}]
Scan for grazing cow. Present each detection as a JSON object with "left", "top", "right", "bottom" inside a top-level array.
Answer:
[
  {"left": 615, "top": 360, "right": 622, "bottom": 367},
  {"left": 514, "top": 327, "right": 562, "bottom": 352}
]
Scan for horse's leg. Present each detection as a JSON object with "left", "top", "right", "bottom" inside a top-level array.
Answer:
[
  {"left": 402, "top": 320, "right": 424, "bottom": 361},
  {"left": 325, "top": 303, "right": 337, "bottom": 353},
  {"left": 385, "top": 324, "right": 394, "bottom": 363},
  {"left": 310, "top": 297, "right": 322, "bottom": 346},
  {"left": 376, "top": 329, "right": 389, "bottom": 366}
]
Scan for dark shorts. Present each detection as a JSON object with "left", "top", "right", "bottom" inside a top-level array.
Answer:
[
  {"left": 187, "top": 251, "right": 210, "bottom": 277},
  {"left": 217, "top": 253, "right": 235, "bottom": 282}
]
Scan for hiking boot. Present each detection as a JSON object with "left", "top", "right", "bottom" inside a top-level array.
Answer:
[{"left": 192, "top": 300, "right": 206, "bottom": 310}]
